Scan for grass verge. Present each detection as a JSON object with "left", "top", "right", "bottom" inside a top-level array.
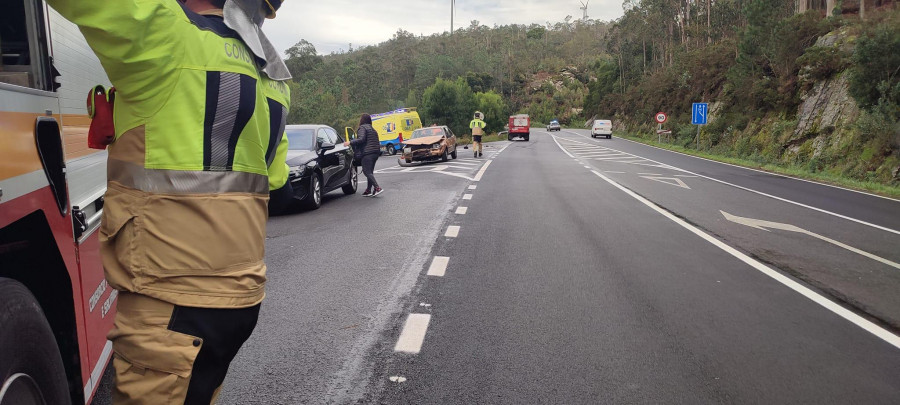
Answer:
[
  {"left": 458, "top": 133, "right": 509, "bottom": 145},
  {"left": 618, "top": 133, "right": 900, "bottom": 199}
]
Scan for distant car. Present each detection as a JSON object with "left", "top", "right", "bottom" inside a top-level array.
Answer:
[
  {"left": 547, "top": 120, "right": 561, "bottom": 132},
  {"left": 284, "top": 125, "right": 358, "bottom": 210},
  {"left": 591, "top": 119, "right": 613, "bottom": 139},
  {"left": 401, "top": 126, "right": 458, "bottom": 163}
]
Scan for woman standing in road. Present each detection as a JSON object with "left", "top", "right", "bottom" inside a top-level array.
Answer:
[{"left": 345, "top": 114, "right": 383, "bottom": 196}]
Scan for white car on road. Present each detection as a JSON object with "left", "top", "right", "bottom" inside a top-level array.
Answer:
[{"left": 591, "top": 119, "right": 613, "bottom": 139}]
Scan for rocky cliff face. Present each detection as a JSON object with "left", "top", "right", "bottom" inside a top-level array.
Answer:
[
  {"left": 789, "top": 30, "right": 860, "bottom": 157},
  {"left": 780, "top": 28, "right": 899, "bottom": 184},
  {"left": 788, "top": 73, "right": 859, "bottom": 156}
]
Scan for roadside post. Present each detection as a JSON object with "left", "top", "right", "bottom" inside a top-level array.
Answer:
[
  {"left": 655, "top": 112, "right": 668, "bottom": 143},
  {"left": 692, "top": 102, "right": 708, "bottom": 149}
]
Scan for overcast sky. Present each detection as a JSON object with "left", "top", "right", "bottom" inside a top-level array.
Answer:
[{"left": 262, "top": 0, "right": 625, "bottom": 56}]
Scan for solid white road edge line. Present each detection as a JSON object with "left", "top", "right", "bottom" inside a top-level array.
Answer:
[
  {"left": 427, "top": 256, "right": 450, "bottom": 277},
  {"left": 394, "top": 313, "right": 432, "bottom": 353},
  {"left": 564, "top": 131, "right": 900, "bottom": 236},
  {"left": 552, "top": 135, "right": 576, "bottom": 158},
  {"left": 590, "top": 169, "right": 900, "bottom": 350},
  {"left": 474, "top": 160, "right": 493, "bottom": 182},
  {"left": 445, "top": 226, "right": 460, "bottom": 238},
  {"left": 456, "top": 207, "right": 468, "bottom": 215}
]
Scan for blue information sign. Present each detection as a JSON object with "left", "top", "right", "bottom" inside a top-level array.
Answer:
[{"left": 692, "top": 103, "right": 709, "bottom": 125}]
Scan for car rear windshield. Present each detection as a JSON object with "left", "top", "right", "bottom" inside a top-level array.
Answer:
[
  {"left": 286, "top": 129, "right": 316, "bottom": 151},
  {"left": 411, "top": 128, "right": 444, "bottom": 139}
]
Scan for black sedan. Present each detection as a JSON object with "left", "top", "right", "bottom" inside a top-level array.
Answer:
[{"left": 285, "top": 125, "right": 358, "bottom": 210}]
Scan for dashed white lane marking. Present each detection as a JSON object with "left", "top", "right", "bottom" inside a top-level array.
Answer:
[
  {"left": 463, "top": 194, "right": 473, "bottom": 200},
  {"left": 455, "top": 206, "right": 468, "bottom": 214},
  {"left": 427, "top": 256, "right": 450, "bottom": 277},
  {"left": 394, "top": 314, "right": 432, "bottom": 353},
  {"left": 589, "top": 170, "right": 900, "bottom": 350},
  {"left": 468, "top": 185, "right": 477, "bottom": 190},
  {"left": 389, "top": 376, "right": 408, "bottom": 383},
  {"left": 445, "top": 226, "right": 460, "bottom": 238},
  {"left": 604, "top": 171, "right": 626, "bottom": 174},
  {"left": 584, "top": 166, "right": 592, "bottom": 169}
]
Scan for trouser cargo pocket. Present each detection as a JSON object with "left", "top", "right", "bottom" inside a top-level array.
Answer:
[{"left": 108, "top": 293, "right": 202, "bottom": 404}]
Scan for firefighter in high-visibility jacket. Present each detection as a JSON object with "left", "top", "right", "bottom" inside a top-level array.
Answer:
[
  {"left": 470, "top": 111, "right": 487, "bottom": 158},
  {"left": 46, "top": 0, "right": 293, "bottom": 403}
]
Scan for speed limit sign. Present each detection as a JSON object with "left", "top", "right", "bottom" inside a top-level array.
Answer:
[{"left": 655, "top": 112, "right": 668, "bottom": 124}]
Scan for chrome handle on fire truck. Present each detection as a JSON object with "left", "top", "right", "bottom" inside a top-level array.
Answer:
[{"left": 73, "top": 189, "right": 105, "bottom": 243}]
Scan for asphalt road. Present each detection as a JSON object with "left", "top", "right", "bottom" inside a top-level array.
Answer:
[{"left": 91, "top": 133, "right": 900, "bottom": 404}]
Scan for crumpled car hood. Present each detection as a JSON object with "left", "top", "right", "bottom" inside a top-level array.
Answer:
[{"left": 403, "top": 135, "right": 445, "bottom": 146}]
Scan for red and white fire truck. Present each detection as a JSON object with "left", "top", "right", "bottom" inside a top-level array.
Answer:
[
  {"left": 1, "top": 2, "right": 114, "bottom": 404},
  {"left": 508, "top": 114, "right": 531, "bottom": 141}
]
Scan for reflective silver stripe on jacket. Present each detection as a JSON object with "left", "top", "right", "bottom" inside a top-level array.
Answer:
[
  {"left": 209, "top": 73, "right": 242, "bottom": 170},
  {"left": 108, "top": 160, "right": 269, "bottom": 195}
]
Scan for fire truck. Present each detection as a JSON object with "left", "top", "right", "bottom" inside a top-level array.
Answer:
[
  {"left": 508, "top": 114, "right": 531, "bottom": 141},
  {"left": 1, "top": 2, "right": 114, "bottom": 404}
]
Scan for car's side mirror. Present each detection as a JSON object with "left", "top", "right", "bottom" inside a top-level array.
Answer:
[{"left": 319, "top": 142, "right": 336, "bottom": 153}]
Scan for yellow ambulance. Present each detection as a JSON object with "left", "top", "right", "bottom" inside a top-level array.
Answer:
[{"left": 370, "top": 108, "right": 423, "bottom": 155}]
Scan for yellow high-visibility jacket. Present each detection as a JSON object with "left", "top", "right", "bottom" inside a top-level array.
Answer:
[
  {"left": 48, "top": 0, "right": 291, "bottom": 308},
  {"left": 470, "top": 119, "right": 486, "bottom": 136}
]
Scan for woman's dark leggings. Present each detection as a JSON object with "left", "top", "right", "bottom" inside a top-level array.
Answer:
[{"left": 361, "top": 153, "right": 379, "bottom": 190}]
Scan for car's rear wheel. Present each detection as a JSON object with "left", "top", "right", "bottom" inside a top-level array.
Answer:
[
  {"left": 0, "top": 278, "right": 71, "bottom": 405},
  {"left": 303, "top": 175, "right": 322, "bottom": 210},
  {"left": 342, "top": 167, "right": 358, "bottom": 195},
  {"left": 607, "top": 135, "right": 612, "bottom": 139}
]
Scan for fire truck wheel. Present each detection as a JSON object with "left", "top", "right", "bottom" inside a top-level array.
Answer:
[{"left": 0, "top": 278, "right": 71, "bottom": 405}]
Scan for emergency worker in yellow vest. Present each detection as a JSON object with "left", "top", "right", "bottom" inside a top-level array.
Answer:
[
  {"left": 46, "top": 0, "right": 293, "bottom": 403},
  {"left": 470, "top": 111, "right": 487, "bottom": 158}
]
